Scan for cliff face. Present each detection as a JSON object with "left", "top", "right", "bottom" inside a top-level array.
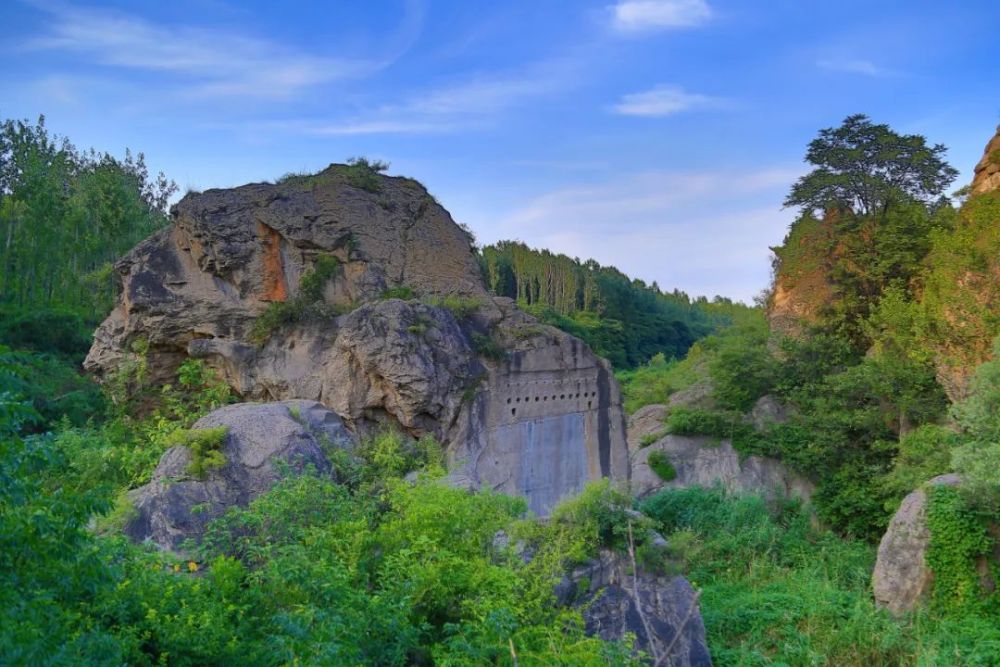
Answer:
[
  {"left": 85, "top": 165, "right": 629, "bottom": 515},
  {"left": 766, "top": 210, "right": 839, "bottom": 336},
  {"left": 971, "top": 125, "right": 1000, "bottom": 195}
]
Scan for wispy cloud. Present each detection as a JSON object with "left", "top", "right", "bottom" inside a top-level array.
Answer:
[
  {"left": 817, "top": 58, "right": 896, "bottom": 77},
  {"left": 610, "top": 0, "right": 712, "bottom": 33},
  {"left": 22, "top": 2, "right": 414, "bottom": 99},
  {"left": 613, "top": 84, "right": 723, "bottom": 117},
  {"left": 278, "top": 60, "right": 579, "bottom": 136}
]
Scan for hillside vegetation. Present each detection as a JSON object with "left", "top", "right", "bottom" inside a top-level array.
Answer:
[
  {"left": 2, "top": 113, "right": 999, "bottom": 665},
  {"left": 481, "top": 240, "right": 755, "bottom": 368}
]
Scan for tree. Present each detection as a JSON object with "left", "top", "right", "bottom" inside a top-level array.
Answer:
[{"left": 785, "top": 114, "right": 958, "bottom": 217}]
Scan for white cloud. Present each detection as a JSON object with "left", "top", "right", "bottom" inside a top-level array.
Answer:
[
  {"left": 611, "top": 0, "right": 712, "bottom": 33},
  {"left": 817, "top": 59, "right": 896, "bottom": 77},
  {"left": 23, "top": 3, "right": 402, "bottom": 99},
  {"left": 613, "top": 84, "right": 722, "bottom": 116}
]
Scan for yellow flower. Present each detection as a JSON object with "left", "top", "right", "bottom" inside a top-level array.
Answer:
[
  {"left": 188, "top": 561, "right": 199, "bottom": 572},
  {"left": 173, "top": 564, "right": 181, "bottom": 572}
]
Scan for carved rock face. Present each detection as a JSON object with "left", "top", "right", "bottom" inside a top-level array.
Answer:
[{"left": 88, "top": 166, "right": 629, "bottom": 515}]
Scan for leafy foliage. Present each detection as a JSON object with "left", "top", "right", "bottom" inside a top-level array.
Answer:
[
  {"left": 925, "top": 485, "right": 994, "bottom": 612},
  {"left": 785, "top": 113, "right": 958, "bottom": 216},
  {"left": 640, "top": 486, "right": 1000, "bottom": 665},
  {"left": 647, "top": 450, "right": 677, "bottom": 482},
  {"left": 165, "top": 426, "right": 229, "bottom": 478},
  {"left": 0, "top": 115, "right": 176, "bottom": 316},
  {"left": 482, "top": 240, "right": 752, "bottom": 368}
]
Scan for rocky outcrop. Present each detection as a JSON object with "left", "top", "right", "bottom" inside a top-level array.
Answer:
[
  {"left": 766, "top": 209, "right": 840, "bottom": 337},
  {"left": 627, "top": 403, "right": 812, "bottom": 502},
  {"left": 972, "top": 125, "right": 1000, "bottom": 195},
  {"left": 872, "top": 474, "right": 961, "bottom": 615},
  {"left": 124, "top": 400, "right": 353, "bottom": 551},
  {"left": 88, "top": 166, "right": 628, "bottom": 516},
  {"left": 557, "top": 549, "right": 712, "bottom": 666},
  {"left": 631, "top": 434, "right": 812, "bottom": 502}
]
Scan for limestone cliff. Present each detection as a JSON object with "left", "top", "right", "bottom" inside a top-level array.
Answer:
[{"left": 86, "top": 164, "right": 628, "bottom": 514}]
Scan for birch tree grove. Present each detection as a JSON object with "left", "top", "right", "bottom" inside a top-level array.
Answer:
[{"left": 0, "top": 116, "right": 176, "bottom": 319}]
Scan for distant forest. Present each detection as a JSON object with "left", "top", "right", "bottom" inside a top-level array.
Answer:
[{"left": 481, "top": 240, "right": 753, "bottom": 368}]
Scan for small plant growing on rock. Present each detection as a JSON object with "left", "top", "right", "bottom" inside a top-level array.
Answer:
[
  {"left": 343, "top": 157, "right": 389, "bottom": 193},
  {"left": 640, "top": 430, "right": 667, "bottom": 448},
  {"left": 647, "top": 450, "right": 677, "bottom": 482},
  {"left": 424, "top": 295, "right": 483, "bottom": 321},
  {"left": 381, "top": 285, "right": 415, "bottom": 300},
  {"left": 165, "top": 426, "right": 229, "bottom": 479},
  {"left": 252, "top": 255, "right": 343, "bottom": 343},
  {"left": 471, "top": 331, "right": 508, "bottom": 361}
]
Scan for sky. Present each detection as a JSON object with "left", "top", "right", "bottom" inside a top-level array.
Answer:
[{"left": 2, "top": 0, "right": 998, "bottom": 302}]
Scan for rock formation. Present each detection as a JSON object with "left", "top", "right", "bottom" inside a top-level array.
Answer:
[
  {"left": 972, "top": 125, "right": 1000, "bottom": 195},
  {"left": 125, "top": 400, "right": 353, "bottom": 550},
  {"left": 627, "top": 404, "right": 812, "bottom": 502},
  {"left": 766, "top": 209, "right": 839, "bottom": 337},
  {"left": 557, "top": 548, "right": 713, "bottom": 666},
  {"left": 872, "top": 474, "right": 962, "bottom": 615},
  {"left": 87, "top": 165, "right": 628, "bottom": 515}
]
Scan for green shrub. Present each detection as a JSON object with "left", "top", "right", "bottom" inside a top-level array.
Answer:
[
  {"left": 380, "top": 285, "right": 415, "bottom": 300},
  {"left": 664, "top": 407, "right": 765, "bottom": 455},
  {"left": 343, "top": 157, "right": 388, "bottom": 193},
  {"left": 164, "top": 426, "right": 229, "bottom": 479},
  {"left": 424, "top": 295, "right": 483, "bottom": 320},
  {"left": 883, "top": 425, "right": 959, "bottom": 506},
  {"left": 0, "top": 307, "right": 93, "bottom": 359},
  {"left": 639, "top": 430, "right": 666, "bottom": 447},
  {"left": 470, "top": 331, "right": 508, "bottom": 361},
  {"left": 251, "top": 255, "right": 343, "bottom": 342},
  {"left": 647, "top": 450, "right": 677, "bottom": 481}
]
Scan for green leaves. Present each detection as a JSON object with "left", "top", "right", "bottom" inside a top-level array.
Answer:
[{"left": 786, "top": 114, "right": 958, "bottom": 216}]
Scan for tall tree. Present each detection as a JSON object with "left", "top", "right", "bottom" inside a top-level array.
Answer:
[{"left": 785, "top": 114, "right": 958, "bottom": 217}]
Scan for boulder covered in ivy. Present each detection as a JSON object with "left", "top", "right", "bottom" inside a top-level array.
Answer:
[
  {"left": 872, "top": 473, "right": 1000, "bottom": 615},
  {"left": 124, "top": 400, "right": 353, "bottom": 551},
  {"left": 85, "top": 163, "right": 629, "bottom": 516}
]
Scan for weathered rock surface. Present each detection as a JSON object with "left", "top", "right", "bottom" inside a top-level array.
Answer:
[
  {"left": 872, "top": 474, "right": 961, "bottom": 615},
  {"left": 124, "top": 400, "right": 353, "bottom": 550},
  {"left": 628, "top": 403, "right": 812, "bottom": 502},
  {"left": 631, "top": 434, "right": 812, "bottom": 502},
  {"left": 88, "top": 166, "right": 628, "bottom": 515},
  {"left": 972, "top": 125, "right": 1000, "bottom": 195},
  {"left": 557, "top": 549, "right": 712, "bottom": 666}
]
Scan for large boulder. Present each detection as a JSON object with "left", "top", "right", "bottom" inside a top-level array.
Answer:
[
  {"left": 88, "top": 167, "right": 628, "bottom": 516},
  {"left": 125, "top": 400, "right": 353, "bottom": 550},
  {"left": 557, "top": 549, "right": 712, "bottom": 666},
  {"left": 872, "top": 474, "right": 961, "bottom": 615}
]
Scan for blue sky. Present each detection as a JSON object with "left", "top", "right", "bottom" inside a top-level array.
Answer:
[{"left": 2, "top": 0, "right": 998, "bottom": 301}]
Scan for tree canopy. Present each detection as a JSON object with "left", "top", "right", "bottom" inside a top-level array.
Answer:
[
  {"left": 785, "top": 114, "right": 958, "bottom": 217},
  {"left": 0, "top": 115, "right": 176, "bottom": 318}
]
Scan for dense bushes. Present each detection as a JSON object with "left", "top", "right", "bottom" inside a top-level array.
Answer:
[{"left": 641, "top": 486, "right": 1000, "bottom": 665}]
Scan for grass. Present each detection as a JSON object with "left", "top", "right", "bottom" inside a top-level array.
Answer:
[{"left": 638, "top": 487, "right": 1000, "bottom": 666}]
